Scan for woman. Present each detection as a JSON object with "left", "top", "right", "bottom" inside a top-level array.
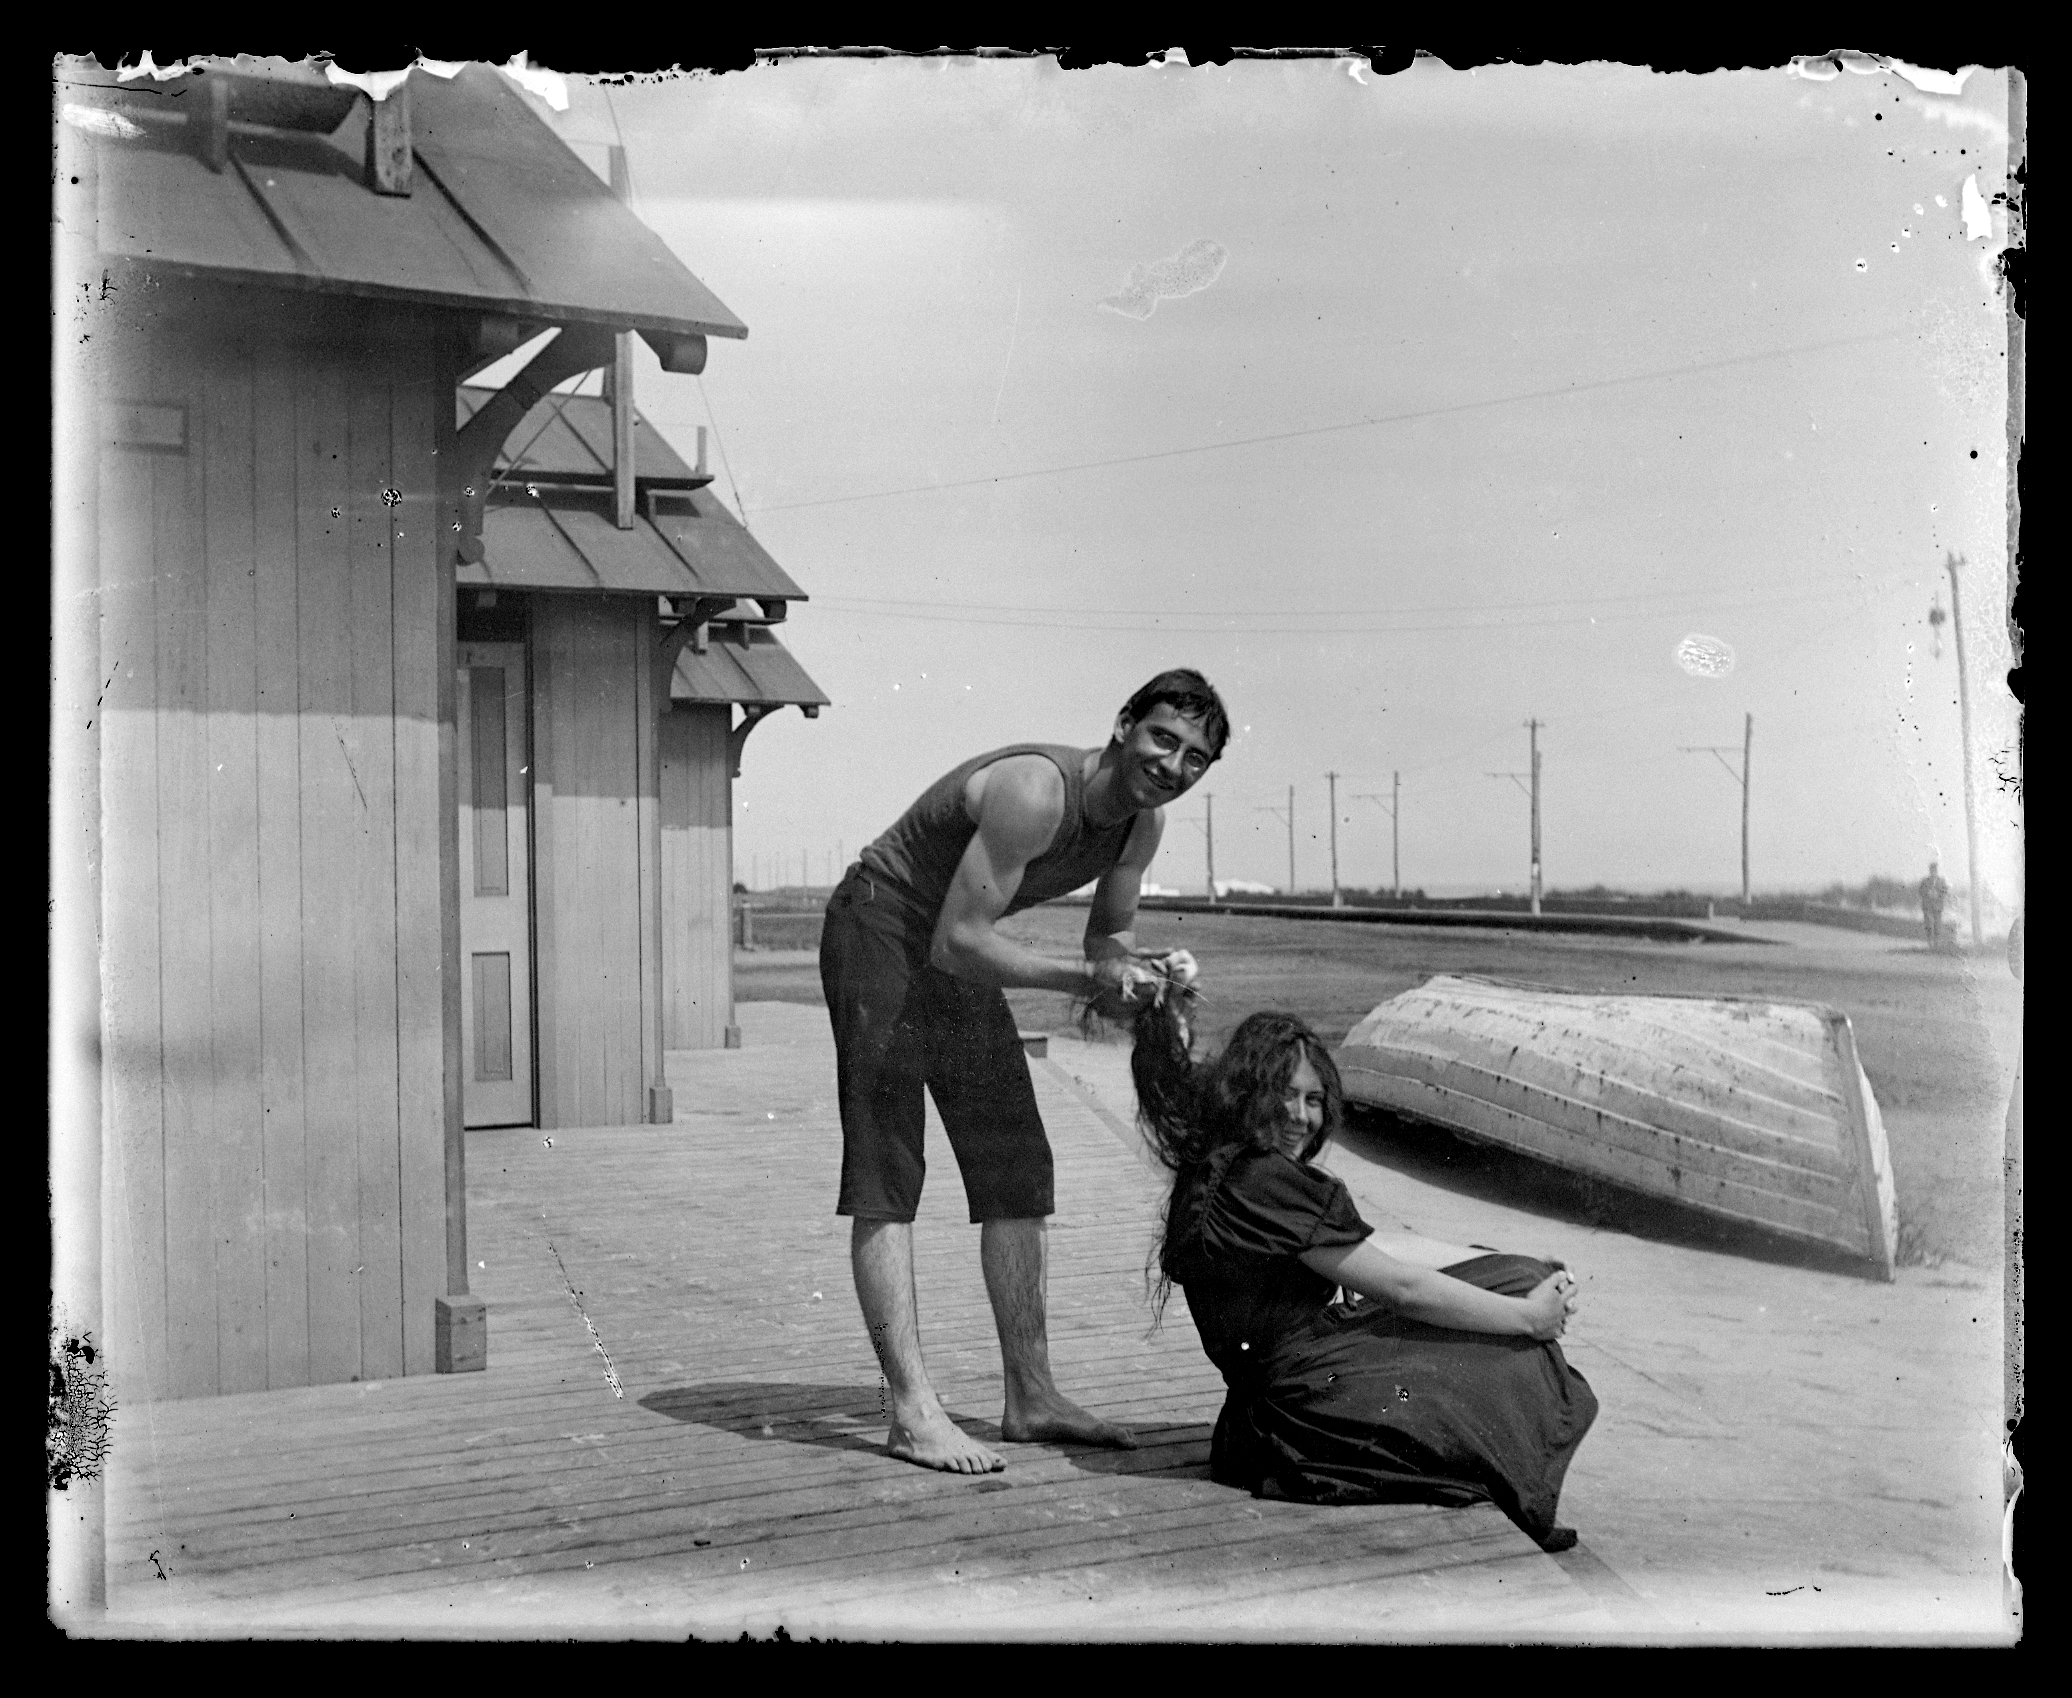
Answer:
[{"left": 1124, "top": 987, "right": 1598, "bottom": 1551}]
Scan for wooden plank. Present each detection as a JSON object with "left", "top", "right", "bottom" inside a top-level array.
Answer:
[
  {"left": 597, "top": 605, "right": 633, "bottom": 1123},
  {"left": 635, "top": 597, "right": 663, "bottom": 1111},
  {"left": 658, "top": 706, "right": 733, "bottom": 1050},
  {"left": 1368, "top": 1024, "right": 1852, "bottom": 1158},
  {"left": 348, "top": 368, "right": 405, "bottom": 1382},
  {"left": 434, "top": 385, "right": 469, "bottom": 1297},
  {"left": 1340, "top": 1053, "right": 1854, "bottom": 1196},
  {"left": 527, "top": 600, "right": 561, "bottom": 1130},
  {"left": 201, "top": 350, "right": 270, "bottom": 1395},
  {"left": 297, "top": 354, "right": 365, "bottom": 1388},
  {"left": 252, "top": 349, "right": 311, "bottom": 1390},
  {"left": 694, "top": 707, "right": 735, "bottom": 1048},
  {"left": 104, "top": 1034, "right": 1602, "bottom": 1632},
  {"left": 1348, "top": 1073, "right": 1864, "bottom": 1252},
  {"left": 390, "top": 347, "right": 449, "bottom": 1374},
  {"left": 99, "top": 442, "right": 170, "bottom": 1402},
  {"left": 1381, "top": 982, "right": 1847, "bottom": 1107},
  {"left": 606, "top": 603, "right": 643, "bottom": 1122},
  {"left": 155, "top": 340, "right": 222, "bottom": 1401},
  {"left": 571, "top": 607, "right": 606, "bottom": 1124},
  {"left": 657, "top": 708, "right": 690, "bottom": 1047}
]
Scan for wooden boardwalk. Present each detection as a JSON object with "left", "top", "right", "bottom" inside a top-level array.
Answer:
[{"left": 103, "top": 1004, "right": 1619, "bottom": 1640}]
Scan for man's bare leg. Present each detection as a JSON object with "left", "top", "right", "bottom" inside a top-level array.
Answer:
[
  {"left": 851, "top": 1218, "right": 1003, "bottom": 1474},
  {"left": 983, "top": 1217, "right": 1137, "bottom": 1448}
]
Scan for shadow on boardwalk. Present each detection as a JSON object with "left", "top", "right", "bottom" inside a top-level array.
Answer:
[{"left": 641, "top": 1380, "right": 1217, "bottom": 1481}]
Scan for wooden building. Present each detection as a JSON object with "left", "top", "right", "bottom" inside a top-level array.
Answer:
[
  {"left": 453, "top": 384, "right": 828, "bottom": 1079},
  {"left": 57, "top": 58, "right": 823, "bottom": 1400}
]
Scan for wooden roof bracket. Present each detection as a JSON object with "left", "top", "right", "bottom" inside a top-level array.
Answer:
[
  {"left": 452, "top": 323, "right": 617, "bottom": 566},
  {"left": 727, "top": 705, "right": 778, "bottom": 780},
  {"left": 726, "top": 703, "right": 819, "bottom": 778},
  {"left": 657, "top": 597, "right": 734, "bottom": 692}
]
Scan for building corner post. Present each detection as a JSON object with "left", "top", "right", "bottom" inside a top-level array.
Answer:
[{"left": 434, "top": 329, "right": 485, "bottom": 1374}]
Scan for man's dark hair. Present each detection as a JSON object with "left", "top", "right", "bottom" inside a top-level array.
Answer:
[{"left": 1119, "top": 669, "right": 1230, "bottom": 759}]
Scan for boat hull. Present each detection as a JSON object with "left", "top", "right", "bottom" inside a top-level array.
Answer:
[{"left": 1334, "top": 975, "right": 1898, "bottom": 1278}]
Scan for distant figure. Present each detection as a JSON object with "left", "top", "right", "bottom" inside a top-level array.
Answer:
[{"left": 1919, "top": 861, "right": 1951, "bottom": 948}]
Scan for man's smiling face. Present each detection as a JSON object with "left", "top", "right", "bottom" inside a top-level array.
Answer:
[{"left": 1111, "top": 704, "right": 1218, "bottom": 810}]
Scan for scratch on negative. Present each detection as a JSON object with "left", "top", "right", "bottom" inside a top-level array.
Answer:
[
  {"left": 548, "top": 1240, "right": 625, "bottom": 1399},
  {"left": 330, "top": 717, "right": 369, "bottom": 812}
]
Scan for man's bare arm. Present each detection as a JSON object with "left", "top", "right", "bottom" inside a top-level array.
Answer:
[
  {"left": 928, "top": 758, "right": 1103, "bottom": 994},
  {"left": 1083, "top": 809, "right": 1164, "bottom": 962}
]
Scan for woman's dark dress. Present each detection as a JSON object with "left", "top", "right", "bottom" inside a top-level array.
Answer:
[{"left": 1166, "top": 1148, "right": 1598, "bottom": 1546}]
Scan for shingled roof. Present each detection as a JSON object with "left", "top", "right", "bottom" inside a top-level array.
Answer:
[{"left": 62, "top": 58, "right": 746, "bottom": 341}]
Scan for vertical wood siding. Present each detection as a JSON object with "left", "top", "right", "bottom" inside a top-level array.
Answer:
[
  {"left": 99, "top": 311, "right": 452, "bottom": 1397},
  {"left": 531, "top": 598, "right": 663, "bottom": 1127},
  {"left": 660, "top": 706, "right": 736, "bottom": 1049}
]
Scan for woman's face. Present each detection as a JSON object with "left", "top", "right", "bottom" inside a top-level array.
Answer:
[{"left": 1273, "top": 1053, "right": 1328, "bottom": 1157}]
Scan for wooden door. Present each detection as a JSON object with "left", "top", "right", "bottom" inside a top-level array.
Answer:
[{"left": 459, "top": 643, "right": 536, "bottom": 1127}]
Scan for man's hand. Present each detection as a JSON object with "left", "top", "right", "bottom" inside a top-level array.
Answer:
[
  {"left": 1084, "top": 950, "right": 1199, "bottom": 1021},
  {"left": 1085, "top": 954, "right": 1165, "bottom": 1020}
]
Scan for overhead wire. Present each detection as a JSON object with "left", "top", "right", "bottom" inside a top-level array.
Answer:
[
  {"left": 801, "top": 574, "right": 1897, "bottom": 637},
  {"left": 744, "top": 326, "right": 1906, "bottom": 517}
]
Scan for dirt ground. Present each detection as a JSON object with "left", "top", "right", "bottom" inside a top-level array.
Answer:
[{"left": 737, "top": 909, "right": 2021, "bottom": 1273}]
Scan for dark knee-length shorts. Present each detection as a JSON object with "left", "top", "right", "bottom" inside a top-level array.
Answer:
[{"left": 820, "top": 867, "right": 1054, "bottom": 1223}]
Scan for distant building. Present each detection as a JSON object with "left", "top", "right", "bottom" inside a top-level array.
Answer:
[{"left": 1216, "top": 879, "right": 1280, "bottom": 897}]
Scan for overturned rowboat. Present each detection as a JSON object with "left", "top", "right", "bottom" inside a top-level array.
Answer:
[{"left": 1334, "top": 975, "right": 1898, "bottom": 1278}]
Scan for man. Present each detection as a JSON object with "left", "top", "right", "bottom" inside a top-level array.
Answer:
[
  {"left": 1919, "top": 860, "right": 1950, "bottom": 948},
  {"left": 820, "top": 669, "right": 1228, "bottom": 1474}
]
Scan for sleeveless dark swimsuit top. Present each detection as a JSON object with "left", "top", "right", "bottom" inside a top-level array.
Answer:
[{"left": 857, "top": 743, "right": 1135, "bottom": 920}]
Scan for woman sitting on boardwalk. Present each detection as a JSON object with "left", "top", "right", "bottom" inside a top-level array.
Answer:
[{"left": 1117, "top": 978, "right": 1598, "bottom": 1551}]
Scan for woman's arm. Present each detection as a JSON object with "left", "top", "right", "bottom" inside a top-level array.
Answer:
[{"left": 1302, "top": 1239, "right": 1577, "bottom": 1341}]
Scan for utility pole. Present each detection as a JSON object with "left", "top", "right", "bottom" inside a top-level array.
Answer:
[
  {"left": 1354, "top": 773, "right": 1400, "bottom": 897},
  {"left": 1489, "top": 719, "right": 1543, "bottom": 915},
  {"left": 1680, "top": 712, "right": 1753, "bottom": 905},
  {"left": 1257, "top": 788, "right": 1296, "bottom": 898},
  {"left": 1529, "top": 720, "right": 1542, "bottom": 915},
  {"left": 1287, "top": 784, "right": 1296, "bottom": 899},
  {"left": 1326, "top": 772, "right": 1343, "bottom": 907},
  {"left": 1941, "top": 552, "right": 1986, "bottom": 949},
  {"left": 1181, "top": 797, "right": 1218, "bottom": 899}
]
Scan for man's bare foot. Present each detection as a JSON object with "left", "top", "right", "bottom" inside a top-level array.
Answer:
[
  {"left": 1000, "top": 1389, "right": 1138, "bottom": 1449},
  {"left": 885, "top": 1401, "right": 1005, "bottom": 1475}
]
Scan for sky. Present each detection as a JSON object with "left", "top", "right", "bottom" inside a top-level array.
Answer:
[{"left": 497, "top": 54, "right": 2020, "bottom": 907}]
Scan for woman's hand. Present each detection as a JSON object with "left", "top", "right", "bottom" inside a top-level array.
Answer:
[{"left": 1520, "top": 1269, "right": 1581, "bottom": 1342}]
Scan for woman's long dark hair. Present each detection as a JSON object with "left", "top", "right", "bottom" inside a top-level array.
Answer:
[{"left": 1119, "top": 993, "right": 1347, "bottom": 1325}]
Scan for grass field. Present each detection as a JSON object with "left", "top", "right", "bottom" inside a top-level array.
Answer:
[{"left": 737, "top": 908, "right": 2020, "bottom": 1272}]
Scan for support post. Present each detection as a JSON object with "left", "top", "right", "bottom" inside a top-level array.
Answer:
[
  {"left": 1205, "top": 793, "right": 1217, "bottom": 902},
  {"left": 366, "top": 81, "right": 414, "bottom": 195},
  {"left": 1947, "top": 553, "right": 1986, "bottom": 949}
]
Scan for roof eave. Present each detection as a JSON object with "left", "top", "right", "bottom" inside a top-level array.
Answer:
[{"left": 97, "top": 251, "right": 750, "bottom": 342}]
